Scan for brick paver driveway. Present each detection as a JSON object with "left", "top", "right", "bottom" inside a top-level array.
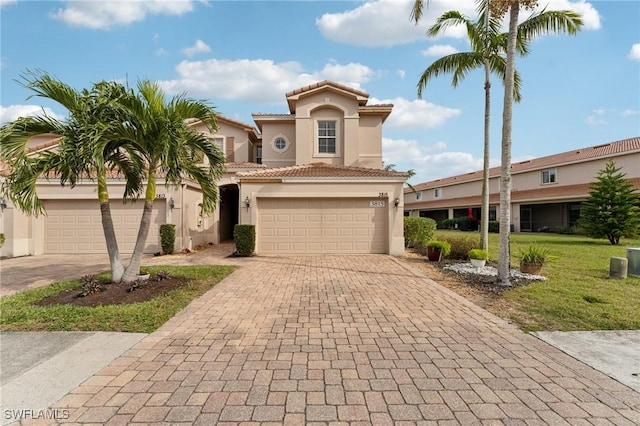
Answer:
[{"left": 52, "top": 255, "right": 640, "bottom": 425}]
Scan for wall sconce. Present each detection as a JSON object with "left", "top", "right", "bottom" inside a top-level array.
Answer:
[
  {"left": 394, "top": 198, "right": 400, "bottom": 209},
  {"left": 0, "top": 198, "right": 7, "bottom": 212},
  {"left": 244, "top": 196, "right": 251, "bottom": 209},
  {"left": 168, "top": 197, "right": 175, "bottom": 210}
]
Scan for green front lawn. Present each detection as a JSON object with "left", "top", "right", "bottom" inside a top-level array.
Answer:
[
  {"left": 0, "top": 265, "right": 235, "bottom": 333},
  {"left": 435, "top": 230, "right": 640, "bottom": 332}
]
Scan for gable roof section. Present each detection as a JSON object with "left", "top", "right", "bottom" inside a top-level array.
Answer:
[
  {"left": 408, "top": 136, "right": 640, "bottom": 192},
  {"left": 237, "top": 162, "right": 408, "bottom": 180},
  {"left": 285, "top": 80, "right": 369, "bottom": 113}
]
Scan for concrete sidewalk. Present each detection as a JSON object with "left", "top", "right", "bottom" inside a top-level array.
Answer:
[{"left": 0, "top": 332, "right": 146, "bottom": 426}]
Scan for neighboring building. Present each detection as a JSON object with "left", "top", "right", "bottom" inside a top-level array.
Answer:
[
  {"left": 404, "top": 137, "right": 640, "bottom": 232},
  {"left": 0, "top": 81, "right": 408, "bottom": 258}
]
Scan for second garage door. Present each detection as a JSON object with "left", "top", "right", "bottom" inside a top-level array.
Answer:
[
  {"left": 44, "top": 200, "right": 165, "bottom": 254},
  {"left": 258, "top": 198, "right": 387, "bottom": 254}
]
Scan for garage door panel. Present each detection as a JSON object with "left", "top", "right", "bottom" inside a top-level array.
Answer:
[
  {"left": 258, "top": 198, "right": 387, "bottom": 254},
  {"left": 44, "top": 200, "right": 164, "bottom": 254}
]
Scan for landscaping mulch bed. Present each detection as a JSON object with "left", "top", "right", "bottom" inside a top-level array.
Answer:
[
  {"left": 35, "top": 275, "right": 191, "bottom": 307},
  {"left": 401, "top": 249, "right": 542, "bottom": 316}
]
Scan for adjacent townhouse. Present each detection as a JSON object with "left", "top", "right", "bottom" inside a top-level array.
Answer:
[
  {"left": 404, "top": 137, "right": 640, "bottom": 232},
  {"left": 0, "top": 81, "right": 408, "bottom": 258}
]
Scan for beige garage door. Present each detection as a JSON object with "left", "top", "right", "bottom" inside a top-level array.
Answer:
[
  {"left": 258, "top": 198, "right": 387, "bottom": 254},
  {"left": 44, "top": 200, "right": 165, "bottom": 254}
]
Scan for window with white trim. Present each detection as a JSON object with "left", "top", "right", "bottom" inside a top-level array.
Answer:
[
  {"left": 416, "top": 192, "right": 423, "bottom": 200},
  {"left": 434, "top": 188, "right": 442, "bottom": 198},
  {"left": 541, "top": 168, "right": 557, "bottom": 184},
  {"left": 271, "top": 136, "right": 290, "bottom": 154},
  {"left": 318, "top": 121, "right": 336, "bottom": 154}
]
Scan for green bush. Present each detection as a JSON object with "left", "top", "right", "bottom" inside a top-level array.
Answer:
[
  {"left": 160, "top": 224, "right": 176, "bottom": 255},
  {"left": 234, "top": 224, "right": 255, "bottom": 256},
  {"left": 488, "top": 221, "right": 499, "bottom": 233},
  {"left": 442, "top": 218, "right": 456, "bottom": 229},
  {"left": 553, "top": 226, "right": 574, "bottom": 235},
  {"left": 426, "top": 240, "right": 451, "bottom": 257},
  {"left": 404, "top": 217, "right": 437, "bottom": 248},
  {"left": 440, "top": 234, "right": 479, "bottom": 260},
  {"left": 468, "top": 248, "right": 489, "bottom": 260}
]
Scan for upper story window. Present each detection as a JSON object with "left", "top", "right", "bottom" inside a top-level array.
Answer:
[
  {"left": 541, "top": 168, "right": 557, "bottom": 184},
  {"left": 318, "top": 121, "right": 336, "bottom": 154},
  {"left": 271, "top": 136, "right": 290, "bottom": 154},
  {"left": 211, "top": 137, "right": 224, "bottom": 151},
  {"left": 416, "top": 192, "right": 423, "bottom": 200},
  {"left": 256, "top": 146, "right": 262, "bottom": 164},
  {"left": 434, "top": 188, "right": 442, "bottom": 198}
]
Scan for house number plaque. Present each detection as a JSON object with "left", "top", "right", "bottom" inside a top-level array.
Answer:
[{"left": 370, "top": 200, "right": 385, "bottom": 208}]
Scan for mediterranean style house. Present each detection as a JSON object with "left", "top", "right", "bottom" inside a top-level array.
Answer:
[
  {"left": 0, "top": 81, "right": 408, "bottom": 258},
  {"left": 404, "top": 136, "right": 640, "bottom": 232}
]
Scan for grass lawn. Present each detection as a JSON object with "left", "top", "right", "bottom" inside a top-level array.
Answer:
[
  {"left": 435, "top": 230, "right": 640, "bottom": 332},
  {"left": 0, "top": 265, "right": 235, "bottom": 333}
]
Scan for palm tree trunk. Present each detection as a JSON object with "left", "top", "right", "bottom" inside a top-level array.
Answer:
[
  {"left": 497, "top": 2, "right": 519, "bottom": 286},
  {"left": 481, "top": 61, "right": 491, "bottom": 251},
  {"left": 98, "top": 172, "right": 124, "bottom": 282},
  {"left": 121, "top": 173, "right": 157, "bottom": 283}
]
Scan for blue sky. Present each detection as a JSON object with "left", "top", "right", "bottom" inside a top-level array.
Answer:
[{"left": 1, "top": 0, "right": 638, "bottom": 184}]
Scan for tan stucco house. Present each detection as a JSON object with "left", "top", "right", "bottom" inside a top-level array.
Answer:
[
  {"left": 0, "top": 81, "right": 408, "bottom": 258},
  {"left": 404, "top": 137, "right": 640, "bottom": 232}
]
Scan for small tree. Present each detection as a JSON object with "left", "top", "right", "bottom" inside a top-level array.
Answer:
[{"left": 578, "top": 160, "right": 640, "bottom": 245}]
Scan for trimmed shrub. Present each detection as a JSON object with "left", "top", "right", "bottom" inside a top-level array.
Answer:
[
  {"left": 442, "top": 218, "right": 456, "bottom": 229},
  {"left": 440, "top": 234, "right": 480, "bottom": 260},
  {"left": 554, "top": 226, "right": 574, "bottom": 235},
  {"left": 488, "top": 220, "right": 499, "bottom": 233},
  {"left": 404, "top": 217, "right": 437, "bottom": 248},
  {"left": 234, "top": 224, "right": 255, "bottom": 256},
  {"left": 160, "top": 224, "right": 176, "bottom": 255}
]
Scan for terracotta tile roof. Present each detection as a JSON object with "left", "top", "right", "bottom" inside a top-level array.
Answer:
[
  {"left": 409, "top": 136, "right": 640, "bottom": 192},
  {"left": 360, "top": 104, "right": 394, "bottom": 109},
  {"left": 238, "top": 162, "right": 409, "bottom": 179},
  {"left": 216, "top": 115, "right": 257, "bottom": 132},
  {"left": 251, "top": 113, "right": 295, "bottom": 118},
  {"left": 226, "top": 162, "right": 267, "bottom": 169},
  {"left": 405, "top": 178, "right": 640, "bottom": 209},
  {"left": 285, "top": 80, "right": 369, "bottom": 99}
]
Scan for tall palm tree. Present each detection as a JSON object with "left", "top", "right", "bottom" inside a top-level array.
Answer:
[
  {"left": 112, "top": 80, "right": 226, "bottom": 283},
  {"left": 0, "top": 72, "right": 144, "bottom": 282},
  {"left": 417, "top": 2, "right": 582, "bottom": 253}
]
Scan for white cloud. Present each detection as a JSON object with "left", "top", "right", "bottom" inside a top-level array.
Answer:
[
  {"left": 628, "top": 43, "right": 640, "bottom": 61},
  {"left": 370, "top": 97, "right": 461, "bottom": 129},
  {"left": 0, "top": 105, "right": 65, "bottom": 125},
  {"left": 383, "top": 137, "right": 492, "bottom": 183},
  {"left": 0, "top": 0, "right": 17, "bottom": 7},
  {"left": 421, "top": 44, "right": 460, "bottom": 57},
  {"left": 181, "top": 40, "right": 211, "bottom": 57},
  {"left": 50, "top": 0, "right": 194, "bottom": 30},
  {"left": 316, "top": 0, "right": 474, "bottom": 47},
  {"left": 158, "top": 58, "right": 376, "bottom": 103},
  {"left": 153, "top": 33, "right": 160, "bottom": 43},
  {"left": 156, "top": 48, "right": 168, "bottom": 57},
  {"left": 621, "top": 109, "right": 639, "bottom": 117},
  {"left": 397, "top": 69, "right": 406, "bottom": 79},
  {"left": 316, "top": 0, "right": 600, "bottom": 48},
  {"left": 586, "top": 109, "right": 607, "bottom": 126}
]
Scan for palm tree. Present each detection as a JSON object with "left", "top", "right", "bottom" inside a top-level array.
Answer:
[
  {"left": 0, "top": 72, "right": 144, "bottom": 282},
  {"left": 413, "top": 0, "right": 582, "bottom": 285},
  {"left": 111, "top": 80, "right": 226, "bottom": 283},
  {"left": 417, "top": 2, "right": 582, "bottom": 253}
]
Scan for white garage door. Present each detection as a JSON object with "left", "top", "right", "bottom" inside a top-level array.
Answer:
[
  {"left": 44, "top": 200, "right": 166, "bottom": 254},
  {"left": 258, "top": 198, "right": 387, "bottom": 254}
]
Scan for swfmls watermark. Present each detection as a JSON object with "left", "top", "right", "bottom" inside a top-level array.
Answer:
[{"left": 3, "top": 409, "right": 70, "bottom": 421}]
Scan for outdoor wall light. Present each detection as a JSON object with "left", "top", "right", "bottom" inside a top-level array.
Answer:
[
  {"left": 169, "top": 197, "right": 175, "bottom": 210},
  {"left": 244, "top": 196, "right": 251, "bottom": 209},
  {"left": 394, "top": 198, "right": 400, "bottom": 208},
  {"left": 0, "top": 198, "right": 7, "bottom": 212}
]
